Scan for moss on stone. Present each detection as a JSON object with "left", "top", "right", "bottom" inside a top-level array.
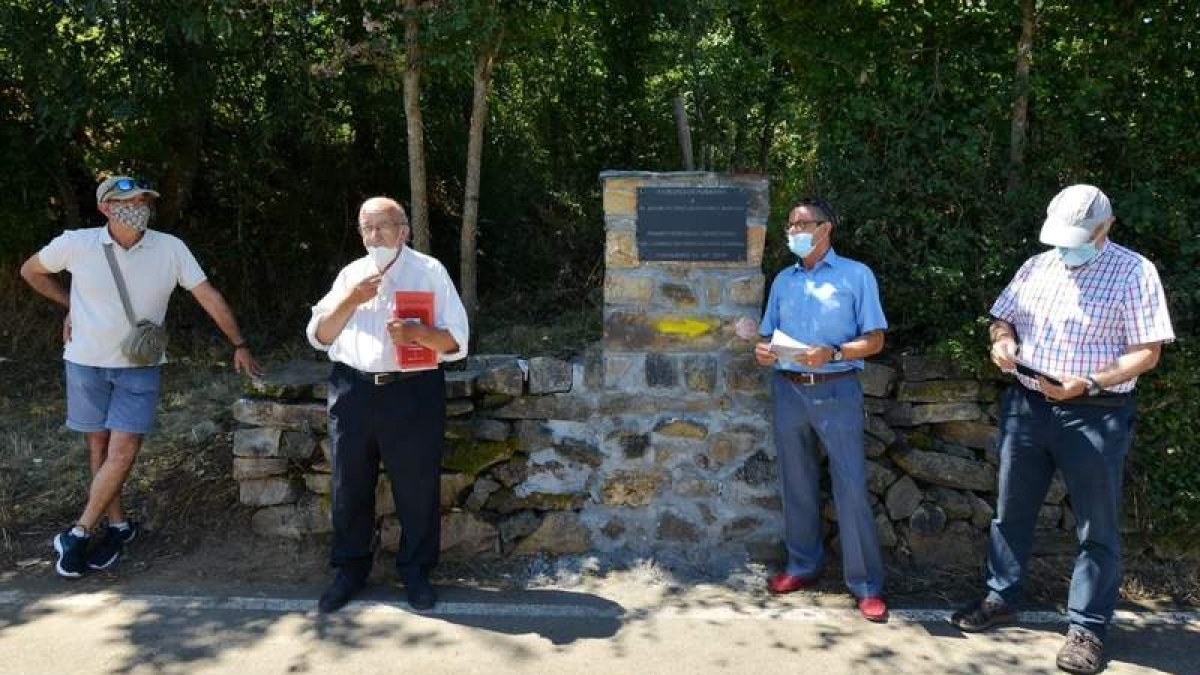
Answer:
[
  {"left": 442, "top": 437, "right": 519, "bottom": 476},
  {"left": 906, "top": 429, "right": 936, "bottom": 451}
]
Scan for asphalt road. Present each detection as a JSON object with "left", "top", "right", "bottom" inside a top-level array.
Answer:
[{"left": 0, "top": 579, "right": 1196, "bottom": 675}]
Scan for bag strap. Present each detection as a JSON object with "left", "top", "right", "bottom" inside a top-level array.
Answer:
[{"left": 102, "top": 243, "right": 139, "bottom": 327}]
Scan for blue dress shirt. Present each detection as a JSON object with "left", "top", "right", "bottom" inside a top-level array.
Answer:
[{"left": 759, "top": 248, "right": 888, "bottom": 373}]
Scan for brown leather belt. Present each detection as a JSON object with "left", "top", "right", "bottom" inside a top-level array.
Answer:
[{"left": 780, "top": 369, "right": 857, "bottom": 386}]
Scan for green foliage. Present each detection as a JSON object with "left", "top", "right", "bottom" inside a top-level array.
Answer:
[
  {"left": 1128, "top": 343, "right": 1200, "bottom": 553},
  {"left": 1, "top": 1, "right": 1197, "bottom": 549}
]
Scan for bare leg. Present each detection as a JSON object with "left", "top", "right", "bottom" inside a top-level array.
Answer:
[
  {"left": 85, "top": 431, "right": 124, "bottom": 525},
  {"left": 77, "top": 431, "right": 142, "bottom": 530}
]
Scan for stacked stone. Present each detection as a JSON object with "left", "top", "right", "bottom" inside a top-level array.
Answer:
[
  {"left": 855, "top": 354, "right": 1076, "bottom": 568},
  {"left": 230, "top": 352, "right": 1077, "bottom": 568},
  {"left": 231, "top": 355, "right": 590, "bottom": 560}
]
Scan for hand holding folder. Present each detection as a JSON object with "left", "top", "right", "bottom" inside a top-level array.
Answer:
[{"left": 392, "top": 291, "right": 437, "bottom": 369}]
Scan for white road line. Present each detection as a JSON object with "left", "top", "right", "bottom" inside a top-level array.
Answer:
[{"left": 0, "top": 590, "right": 1196, "bottom": 627}]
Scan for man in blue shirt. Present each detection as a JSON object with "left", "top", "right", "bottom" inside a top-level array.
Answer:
[{"left": 755, "top": 196, "right": 889, "bottom": 622}]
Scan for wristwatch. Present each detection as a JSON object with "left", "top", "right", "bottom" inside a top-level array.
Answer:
[
  {"left": 1084, "top": 376, "right": 1102, "bottom": 397},
  {"left": 830, "top": 346, "right": 844, "bottom": 362}
]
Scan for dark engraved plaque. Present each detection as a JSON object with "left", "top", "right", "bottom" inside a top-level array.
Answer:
[{"left": 636, "top": 187, "right": 747, "bottom": 261}]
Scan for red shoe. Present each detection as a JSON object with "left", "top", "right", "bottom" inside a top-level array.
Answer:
[
  {"left": 858, "top": 596, "right": 888, "bottom": 622},
  {"left": 767, "top": 572, "right": 818, "bottom": 594}
]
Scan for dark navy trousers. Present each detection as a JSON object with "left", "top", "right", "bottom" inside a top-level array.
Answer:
[
  {"left": 986, "top": 385, "right": 1136, "bottom": 639},
  {"left": 327, "top": 362, "right": 445, "bottom": 581}
]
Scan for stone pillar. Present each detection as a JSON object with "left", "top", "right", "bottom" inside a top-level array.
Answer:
[
  {"left": 600, "top": 171, "right": 769, "bottom": 395},
  {"left": 589, "top": 171, "right": 777, "bottom": 566}
]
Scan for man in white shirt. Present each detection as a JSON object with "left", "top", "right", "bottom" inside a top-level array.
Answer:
[
  {"left": 20, "top": 175, "right": 262, "bottom": 579},
  {"left": 306, "top": 196, "right": 469, "bottom": 612}
]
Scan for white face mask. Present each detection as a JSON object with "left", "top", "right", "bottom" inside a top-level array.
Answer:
[
  {"left": 367, "top": 246, "right": 399, "bottom": 271},
  {"left": 111, "top": 202, "right": 152, "bottom": 232}
]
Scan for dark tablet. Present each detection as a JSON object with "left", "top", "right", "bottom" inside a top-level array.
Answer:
[{"left": 1014, "top": 361, "right": 1064, "bottom": 387}]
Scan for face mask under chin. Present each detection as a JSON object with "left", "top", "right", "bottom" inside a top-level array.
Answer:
[{"left": 367, "top": 246, "right": 400, "bottom": 270}]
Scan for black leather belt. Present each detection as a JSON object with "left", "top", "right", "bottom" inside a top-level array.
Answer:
[
  {"left": 780, "top": 369, "right": 857, "bottom": 385},
  {"left": 1018, "top": 384, "right": 1131, "bottom": 408},
  {"left": 1047, "top": 393, "right": 1131, "bottom": 408},
  {"left": 341, "top": 363, "right": 428, "bottom": 386}
]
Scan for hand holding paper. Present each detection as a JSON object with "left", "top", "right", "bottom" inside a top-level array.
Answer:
[{"left": 768, "top": 330, "right": 815, "bottom": 364}]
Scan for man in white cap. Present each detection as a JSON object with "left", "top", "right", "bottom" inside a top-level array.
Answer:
[
  {"left": 20, "top": 175, "right": 262, "bottom": 578},
  {"left": 950, "top": 185, "right": 1174, "bottom": 674}
]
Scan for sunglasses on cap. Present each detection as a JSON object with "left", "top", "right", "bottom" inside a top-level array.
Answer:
[{"left": 109, "top": 178, "right": 152, "bottom": 194}]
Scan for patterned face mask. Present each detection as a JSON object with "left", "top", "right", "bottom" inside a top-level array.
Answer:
[{"left": 111, "top": 202, "right": 152, "bottom": 232}]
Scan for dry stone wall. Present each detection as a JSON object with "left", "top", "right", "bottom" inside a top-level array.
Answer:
[{"left": 230, "top": 353, "right": 1078, "bottom": 568}]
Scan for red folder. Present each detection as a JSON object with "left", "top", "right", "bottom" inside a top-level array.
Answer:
[{"left": 393, "top": 291, "right": 437, "bottom": 369}]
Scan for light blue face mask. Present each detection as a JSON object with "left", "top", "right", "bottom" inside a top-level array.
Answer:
[
  {"left": 787, "top": 232, "right": 815, "bottom": 258},
  {"left": 1056, "top": 241, "right": 1100, "bottom": 267}
]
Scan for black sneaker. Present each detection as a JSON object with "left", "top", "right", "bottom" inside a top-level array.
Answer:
[
  {"left": 52, "top": 529, "right": 88, "bottom": 578},
  {"left": 87, "top": 526, "right": 124, "bottom": 570},
  {"left": 112, "top": 521, "right": 139, "bottom": 545}
]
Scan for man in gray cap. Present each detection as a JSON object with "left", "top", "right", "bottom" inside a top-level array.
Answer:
[
  {"left": 20, "top": 174, "right": 262, "bottom": 578},
  {"left": 950, "top": 185, "right": 1174, "bottom": 674}
]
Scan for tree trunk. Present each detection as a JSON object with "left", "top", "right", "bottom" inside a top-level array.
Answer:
[
  {"left": 44, "top": 149, "right": 81, "bottom": 228},
  {"left": 461, "top": 30, "right": 503, "bottom": 324},
  {"left": 404, "top": 0, "right": 430, "bottom": 252},
  {"left": 758, "top": 57, "right": 786, "bottom": 170},
  {"left": 672, "top": 94, "right": 694, "bottom": 170},
  {"left": 1007, "top": 0, "right": 1034, "bottom": 195}
]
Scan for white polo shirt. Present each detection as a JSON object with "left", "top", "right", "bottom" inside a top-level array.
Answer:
[
  {"left": 306, "top": 246, "right": 469, "bottom": 372},
  {"left": 38, "top": 227, "right": 207, "bottom": 367}
]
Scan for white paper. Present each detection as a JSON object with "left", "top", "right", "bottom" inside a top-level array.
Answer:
[{"left": 769, "top": 330, "right": 815, "bottom": 363}]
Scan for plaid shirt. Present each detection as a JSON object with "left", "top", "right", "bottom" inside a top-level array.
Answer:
[{"left": 990, "top": 241, "right": 1174, "bottom": 394}]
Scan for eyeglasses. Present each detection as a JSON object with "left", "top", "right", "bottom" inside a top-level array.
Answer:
[
  {"left": 786, "top": 219, "right": 826, "bottom": 232},
  {"left": 358, "top": 223, "right": 400, "bottom": 235},
  {"left": 792, "top": 195, "right": 840, "bottom": 229}
]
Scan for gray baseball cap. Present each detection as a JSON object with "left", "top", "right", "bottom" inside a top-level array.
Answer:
[
  {"left": 1038, "top": 184, "right": 1112, "bottom": 247},
  {"left": 96, "top": 175, "right": 160, "bottom": 203}
]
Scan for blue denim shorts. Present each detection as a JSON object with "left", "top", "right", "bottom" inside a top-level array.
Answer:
[{"left": 65, "top": 361, "right": 162, "bottom": 434}]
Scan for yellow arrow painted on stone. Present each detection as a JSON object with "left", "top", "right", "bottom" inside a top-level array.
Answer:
[{"left": 653, "top": 316, "right": 719, "bottom": 338}]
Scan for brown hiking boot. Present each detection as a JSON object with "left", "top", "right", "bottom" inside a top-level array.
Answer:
[
  {"left": 1056, "top": 625, "right": 1104, "bottom": 674},
  {"left": 949, "top": 596, "right": 1017, "bottom": 632}
]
